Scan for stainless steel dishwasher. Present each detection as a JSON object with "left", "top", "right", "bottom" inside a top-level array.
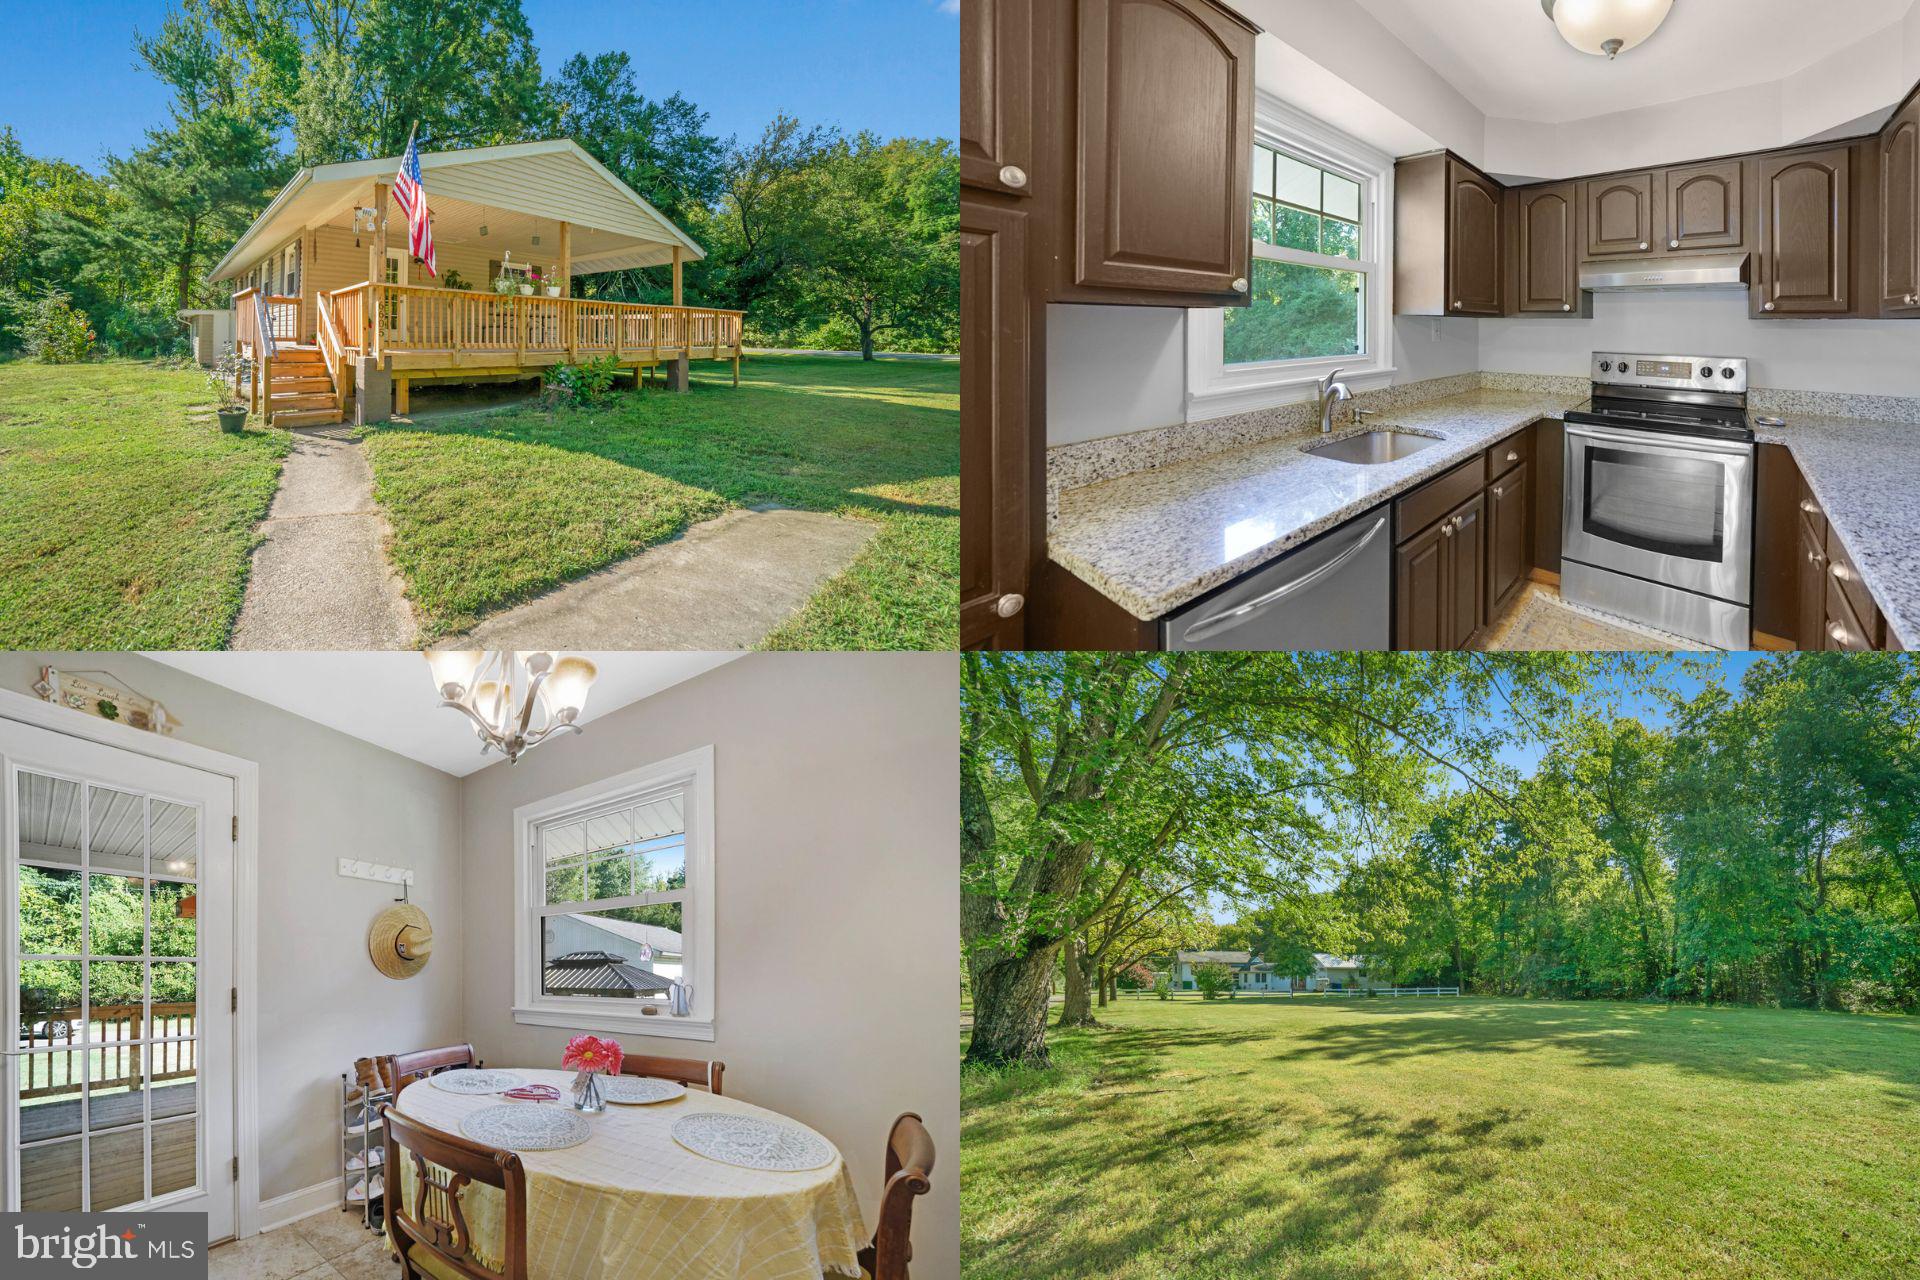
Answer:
[{"left": 1160, "top": 507, "right": 1391, "bottom": 650}]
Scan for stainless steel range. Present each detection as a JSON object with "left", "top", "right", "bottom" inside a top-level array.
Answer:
[{"left": 1561, "top": 352, "right": 1755, "bottom": 649}]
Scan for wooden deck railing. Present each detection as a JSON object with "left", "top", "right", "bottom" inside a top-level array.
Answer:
[
  {"left": 235, "top": 289, "right": 299, "bottom": 356},
  {"left": 333, "top": 281, "right": 744, "bottom": 364},
  {"left": 18, "top": 1003, "right": 198, "bottom": 1099}
]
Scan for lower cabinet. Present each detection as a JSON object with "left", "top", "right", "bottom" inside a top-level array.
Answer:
[
  {"left": 1395, "top": 490, "right": 1485, "bottom": 650},
  {"left": 1760, "top": 444, "right": 1892, "bottom": 651},
  {"left": 1486, "top": 458, "right": 1531, "bottom": 617}
]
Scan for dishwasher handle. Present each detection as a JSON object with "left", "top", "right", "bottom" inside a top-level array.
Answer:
[{"left": 1178, "top": 516, "right": 1387, "bottom": 646}]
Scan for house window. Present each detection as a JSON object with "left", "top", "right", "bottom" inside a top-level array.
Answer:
[
  {"left": 512, "top": 747, "right": 715, "bottom": 1040},
  {"left": 284, "top": 241, "right": 301, "bottom": 299},
  {"left": 1185, "top": 97, "right": 1394, "bottom": 419}
]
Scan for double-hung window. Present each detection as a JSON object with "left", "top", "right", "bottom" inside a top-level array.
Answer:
[
  {"left": 512, "top": 746, "right": 715, "bottom": 1039},
  {"left": 1186, "top": 98, "right": 1393, "bottom": 418}
]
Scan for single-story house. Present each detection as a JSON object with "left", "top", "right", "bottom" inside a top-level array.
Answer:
[
  {"left": 1173, "top": 950, "right": 1374, "bottom": 992},
  {"left": 207, "top": 137, "right": 746, "bottom": 427}
]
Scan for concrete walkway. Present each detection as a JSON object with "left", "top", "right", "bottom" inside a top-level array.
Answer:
[
  {"left": 231, "top": 428, "right": 418, "bottom": 649},
  {"left": 451, "top": 507, "right": 876, "bottom": 649}
]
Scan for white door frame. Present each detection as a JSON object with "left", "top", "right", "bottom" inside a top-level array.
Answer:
[{"left": 0, "top": 687, "right": 262, "bottom": 1240}]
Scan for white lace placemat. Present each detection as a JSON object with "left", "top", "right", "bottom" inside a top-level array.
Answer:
[
  {"left": 428, "top": 1069, "right": 527, "bottom": 1095},
  {"left": 601, "top": 1076, "right": 688, "bottom": 1105},
  {"left": 671, "top": 1112, "right": 834, "bottom": 1171},
  {"left": 460, "top": 1104, "right": 591, "bottom": 1152}
]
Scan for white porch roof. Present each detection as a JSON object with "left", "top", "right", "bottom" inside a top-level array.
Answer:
[{"left": 208, "top": 138, "right": 704, "bottom": 282}]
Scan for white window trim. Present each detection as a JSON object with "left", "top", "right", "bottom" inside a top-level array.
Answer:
[
  {"left": 511, "top": 745, "right": 716, "bottom": 1041},
  {"left": 1186, "top": 91, "right": 1398, "bottom": 421}
]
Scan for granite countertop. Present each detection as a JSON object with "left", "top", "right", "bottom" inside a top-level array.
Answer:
[
  {"left": 1048, "top": 389, "right": 1584, "bottom": 620},
  {"left": 1753, "top": 414, "right": 1919, "bottom": 649}
]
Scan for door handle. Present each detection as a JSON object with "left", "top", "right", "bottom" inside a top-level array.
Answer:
[
  {"left": 1179, "top": 517, "right": 1386, "bottom": 645},
  {"left": 1565, "top": 422, "right": 1753, "bottom": 457}
]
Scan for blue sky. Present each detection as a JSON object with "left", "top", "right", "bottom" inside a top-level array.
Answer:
[{"left": 2, "top": 0, "right": 959, "bottom": 170}]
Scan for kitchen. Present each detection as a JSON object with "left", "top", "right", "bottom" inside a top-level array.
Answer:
[{"left": 960, "top": 0, "right": 1920, "bottom": 653}]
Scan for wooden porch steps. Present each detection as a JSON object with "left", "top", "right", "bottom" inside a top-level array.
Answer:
[
  {"left": 274, "top": 408, "right": 348, "bottom": 428},
  {"left": 265, "top": 344, "right": 344, "bottom": 427}
]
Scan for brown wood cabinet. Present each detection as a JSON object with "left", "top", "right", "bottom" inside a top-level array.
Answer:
[
  {"left": 1392, "top": 457, "right": 1489, "bottom": 649},
  {"left": 1070, "top": 0, "right": 1257, "bottom": 301},
  {"left": 959, "top": 0, "right": 1034, "bottom": 198},
  {"left": 1756, "top": 447, "right": 1894, "bottom": 652},
  {"left": 959, "top": 203, "right": 1033, "bottom": 649},
  {"left": 1664, "top": 160, "right": 1745, "bottom": 251},
  {"left": 1511, "top": 183, "right": 1581, "bottom": 314},
  {"left": 1486, "top": 459, "right": 1531, "bottom": 618},
  {"left": 1755, "top": 146, "right": 1852, "bottom": 315},
  {"left": 1586, "top": 172, "right": 1656, "bottom": 256},
  {"left": 1880, "top": 93, "right": 1920, "bottom": 315},
  {"left": 1796, "top": 515, "right": 1828, "bottom": 655},
  {"left": 1394, "top": 152, "right": 1502, "bottom": 316}
]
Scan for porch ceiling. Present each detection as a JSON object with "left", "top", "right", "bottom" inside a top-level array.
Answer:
[
  {"left": 314, "top": 193, "right": 667, "bottom": 274},
  {"left": 209, "top": 138, "right": 703, "bottom": 282}
]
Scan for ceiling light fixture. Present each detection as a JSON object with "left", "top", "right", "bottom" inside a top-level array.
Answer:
[
  {"left": 1540, "top": 0, "right": 1673, "bottom": 60},
  {"left": 425, "top": 651, "right": 597, "bottom": 764}
]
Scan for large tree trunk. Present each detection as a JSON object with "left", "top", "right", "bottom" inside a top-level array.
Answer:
[
  {"left": 1058, "top": 936, "right": 1098, "bottom": 1027},
  {"left": 967, "top": 944, "right": 1061, "bottom": 1066}
]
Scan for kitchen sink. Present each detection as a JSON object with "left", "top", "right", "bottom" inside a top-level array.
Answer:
[{"left": 1303, "top": 429, "right": 1442, "bottom": 464}]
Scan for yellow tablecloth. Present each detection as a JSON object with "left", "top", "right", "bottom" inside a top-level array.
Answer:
[{"left": 391, "top": 1067, "right": 866, "bottom": 1280}]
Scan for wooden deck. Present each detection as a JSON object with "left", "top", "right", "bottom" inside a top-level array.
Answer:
[{"left": 20, "top": 1081, "right": 199, "bottom": 1211}]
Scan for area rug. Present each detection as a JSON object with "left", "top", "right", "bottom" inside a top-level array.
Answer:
[{"left": 1478, "top": 583, "right": 1696, "bottom": 652}]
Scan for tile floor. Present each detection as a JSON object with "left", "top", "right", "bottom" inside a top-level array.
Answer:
[{"left": 208, "top": 1206, "right": 395, "bottom": 1280}]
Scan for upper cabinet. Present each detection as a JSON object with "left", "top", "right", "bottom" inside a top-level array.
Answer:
[
  {"left": 1069, "top": 0, "right": 1258, "bottom": 303},
  {"left": 1881, "top": 93, "right": 1920, "bottom": 316},
  {"left": 1755, "top": 145, "right": 1852, "bottom": 316},
  {"left": 1512, "top": 183, "right": 1581, "bottom": 314},
  {"left": 960, "top": 0, "right": 1034, "bottom": 198},
  {"left": 1665, "top": 160, "right": 1745, "bottom": 252},
  {"left": 1394, "top": 152, "right": 1502, "bottom": 316},
  {"left": 1586, "top": 173, "right": 1656, "bottom": 256}
]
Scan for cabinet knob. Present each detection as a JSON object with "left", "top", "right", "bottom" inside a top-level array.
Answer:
[
  {"left": 1764, "top": 301, "right": 1777, "bottom": 311},
  {"left": 1828, "top": 620, "right": 1851, "bottom": 646},
  {"left": 1232, "top": 277, "right": 1248, "bottom": 293},
  {"left": 1441, "top": 522, "right": 1454, "bottom": 539},
  {"left": 1808, "top": 550, "right": 1826, "bottom": 567},
  {"left": 1562, "top": 303, "right": 1571, "bottom": 311},
  {"left": 1669, "top": 239, "right": 1680, "bottom": 249},
  {"left": 994, "top": 593, "right": 1025, "bottom": 618},
  {"left": 1829, "top": 563, "right": 1853, "bottom": 584},
  {"left": 1907, "top": 293, "right": 1918, "bottom": 305},
  {"left": 1639, "top": 241, "right": 1649, "bottom": 250},
  {"left": 1452, "top": 300, "right": 1462, "bottom": 309},
  {"left": 998, "top": 165, "right": 1027, "bottom": 189},
  {"left": 1798, "top": 498, "right": 1820, "bottom": 515},
  {"left": 1505, "top": 450, "right": 1520, "bottom": 462},
  {"left": 1492, "top": 485, "right": 1504, "bottom": 497}
]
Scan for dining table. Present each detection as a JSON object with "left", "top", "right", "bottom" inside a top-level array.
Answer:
[{"left": 389, "top": 1067, "right": 868, "bottom": 1280}]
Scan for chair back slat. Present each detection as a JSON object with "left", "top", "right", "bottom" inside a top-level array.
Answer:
[
  {"left": 387, "top": 1043, "right": 479, "bottom": 1093},
  {"left": 619, "top": 1053, "right": 725, "bottom": 1096},
  {"left": 860, "top": 1112, "right": 935, "bottom": 1280},
  {"left": 384, "top": 1107, "right": 528, "bottom": 1280}
]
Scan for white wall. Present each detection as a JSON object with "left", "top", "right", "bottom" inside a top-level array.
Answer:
[
  {"left": 1479, "top": 291, "right": 1920, "bottom": 397},
  {"left": 0, "top": 653, "right": 466, "bottom": 1206},
  {"left": 457, "top": 654, "right": 960, "bottom": 1280},
  {"left": 1046, "top": 305, "right": 1188, "bottom": 445}
]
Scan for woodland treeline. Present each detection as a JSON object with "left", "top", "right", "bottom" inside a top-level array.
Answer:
[
  {"left": 961, "top": 651, "right": 1920, "bottom": 1068},
  {"left": 0, "top": 0, "right": 956, "bottom": 359}
]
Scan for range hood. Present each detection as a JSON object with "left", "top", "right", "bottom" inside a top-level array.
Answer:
[{"left": 1580, "top": 253, "right": 1750, "bottom": 292}]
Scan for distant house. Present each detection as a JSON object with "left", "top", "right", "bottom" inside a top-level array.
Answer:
[
  {"left": 544, "top": 913, "right": 683, "bottom": 986},
  {"left": 1172, "top": 949, "right": 1373, "bottom": 992}
]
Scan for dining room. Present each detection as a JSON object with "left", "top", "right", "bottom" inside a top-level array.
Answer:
[{"left": 0, "top": 649, "right": 957, "bottom": 1280}]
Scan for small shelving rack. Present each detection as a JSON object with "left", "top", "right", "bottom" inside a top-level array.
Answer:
[{"left": 338, "top": 1061, "right": 391, "bottom": 1231}]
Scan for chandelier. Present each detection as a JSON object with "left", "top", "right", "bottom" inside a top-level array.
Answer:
[
  {"left": 424, "top": 651, "right": 598, "bottom": 764},
  {"left": 1540, "top": 0, "right": 1673, "bottom": 61}
]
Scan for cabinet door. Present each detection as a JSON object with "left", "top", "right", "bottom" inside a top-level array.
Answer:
[
  {"left": 1665, "top": 160, "right": 1744, "bottom": 252},
  {"left": 1445, "top": 493, "right": 1487, "bottom": 649},
  {"left": 1756, "top": 146, "right": 1851, "bottom": 315},
  {"left": 1447, "top": 161, "right": 1502, "bottom": 315},
  {"left": 1486, "top": 460, "right": 1531, "bottom": 618},
  {"left": 960, "top": 0, "right": 1034, "bottom": 197},
  {"left": 1881, "top": 98, "right": 1920, "bottom": 314},
  {"left": 1075, "top": 0, "right": 1254, "bottom": 298},
  {"left": 1394, "top": 522, "right": 1448, "bottom": 651},
  {"left": 1586, "top": 173, "right": 1655, "bottom": 256},
  {"left": 1515, "top": 184, "right": 1579, "bottom": 313},
  {"left": 959, "top": 201, "right": 1032, "bottom": 650},
  {"left": 1796, "top": 514, "right": 1827, "bottom": 652}
]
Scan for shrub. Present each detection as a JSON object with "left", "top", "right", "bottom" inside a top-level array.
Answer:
[
  {"left": 24, "top": 291, "right": 95, "bottom": 363},
  {"left": 1152, "top": 974, "right": 1172, "bottom": 1001},
  {"left": 1115, "top": 963, "right": 1154, "bottom": 992},
  {"left": 546, "top": 355, "right": 622, "bottom": 407},
  {"left": 1193, "top": 962, "right": 1235, "bottom": 1001}
]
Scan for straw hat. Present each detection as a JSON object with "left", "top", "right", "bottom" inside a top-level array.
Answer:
[{"left": 368, "top": 903, "right": 434, "bottom": 979}]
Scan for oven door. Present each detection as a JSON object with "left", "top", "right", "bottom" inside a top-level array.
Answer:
[{"left": 1563, "top": 422, "right": 1753, "bottom": 603}]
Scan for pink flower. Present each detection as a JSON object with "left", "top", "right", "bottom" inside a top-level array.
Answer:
[{"left": 561, "top": 1034, "right": 623, "bottom": 1075}]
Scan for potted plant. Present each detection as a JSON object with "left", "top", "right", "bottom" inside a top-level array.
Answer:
[
  {"left": 208, "top": 346, "right": 248, "bottom": 432},
  {"left": 441, "top": 268, "right": 470, "bottom": 291},
  {"left": 544, "top": 266, "right": 561, "bottom": 298},
  {"left": 526, "top": 266, "right": 544, "bottom": 297},
  {"left": 493, "top": 252, "right": 520, "bottom": 295}
]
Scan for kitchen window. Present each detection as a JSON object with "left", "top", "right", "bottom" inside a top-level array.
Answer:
[
  {"left": 512, "top": 746, "right": 715, "bottom": 1040},
  {"left": 1187, "top": 96, "right": 1394, "bottom": 418}
]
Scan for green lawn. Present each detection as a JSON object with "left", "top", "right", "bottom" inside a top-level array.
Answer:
[
  {"left": 360, "top": 354, "right": 958, "bottom": 648},
  {"left": 962, "top": 996, "right": 1920, "bottom": 1280},
  {"left": 0, "top": 359, "right": 287, "bottom": 648}
]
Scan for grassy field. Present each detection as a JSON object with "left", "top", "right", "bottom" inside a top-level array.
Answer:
[
  {"left": 962, "top": 996, "right": 1920, "bottom": 1280},
  {"left": 361, "top": 354, "right": 958, "bottom": 648},
  {"left": 0, "top": 360, "right": 287, "bottom": 648}
]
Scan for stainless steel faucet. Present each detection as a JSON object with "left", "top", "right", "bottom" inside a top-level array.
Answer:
[{"left": 1317, "top": 367, "right": 1353, "bottom": 434}]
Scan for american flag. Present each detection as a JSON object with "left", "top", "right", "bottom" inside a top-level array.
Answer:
[{"left": 391, "top": 135, "right": 437, "bottom": 277}]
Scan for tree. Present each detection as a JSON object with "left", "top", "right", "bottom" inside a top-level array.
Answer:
[
  {"left": 547, "top": 52, "right": 723, "bottom": 225},
  {"left": 691, "top": 115, "right": 834, "bottom": 315}
]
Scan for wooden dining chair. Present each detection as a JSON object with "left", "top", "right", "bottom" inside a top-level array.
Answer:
[
  {"left": 856, "top": 1113, "right": 935, "bottom": 1280},
  {"left": 619, "top": 1053, "right": 725, "bottom": 1096},
  {"left": 386, "top": 1044, "right": 480, "bottom": 1095},
  {"left": 384, "top": 1107, "right": 528, "bottom": 1280}
]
